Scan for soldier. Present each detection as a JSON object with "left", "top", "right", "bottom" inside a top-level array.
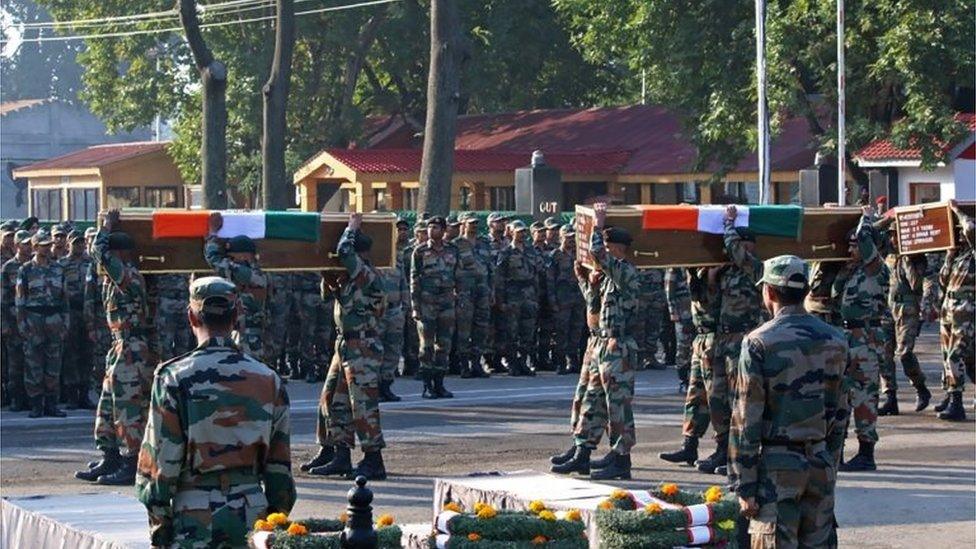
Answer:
[
  {"left": 136, "top": 276, "right": 296, "bottom": 547},
  {"left": 636, "top": 269, "right": 667, "bottom": 370},
  {"left": 205, "top": 213, "right": 272, "bottom": 361},
  {"left": 59, "top": 229, "right": 96, "bottom": 409},
  {"left": 411, "top": 216, "right": 458, "bottom": 397},
  {"left": 265, "top": 272, "right": 293, "bottom": 376},
  {"left": 152, "top": 274, "right": 192, "bottom": 362},
  {"left": 15, "top": 228, "right": 69, "bottom": 419},
  {"left": 531, "top": 221, "right": 554, "bottom": 371},
  {"left": 934, "top": 201, "right": 975, "bottom": 421},
  {"left": 920, "top": 252, "right": 945, "bottom": 324},
  {"left": 0, "top": 221, "right": 16, "bottom": 264},
  {"left": 665, "top": 267, "right": 695, "bottom": 393},
  {"left": 805, "top": 261, "right": 843, "bottom": 326},
  {"left": 83, "top": 227, "right": 112, "bottom": 397},
  {"left": 548, "top": 224, "right": 585, "bottom": 374},
  {"left": 51, "top": 224, "right": 69, "bottom": 259},
  {"left": 552, "top": 203, "right": 640, "bottom": 480},
  {"left": 75, "top": 209, "right": 154, "bottom": 485},
  {"left": 445, "top": 214, "right": 461, "bottom": 241},
  {"left": 379, "top": 223, "right": 407, "bottom": 400},
  {"left": 729, "top": 255, "right": 848, "bottom": 548},
  {"left": 2, "top": 230, "right": 33, "bottom": 411},
  {"left": 1, "top": 221, "right": 20, "bottom": 407},
  {"left": 306, "top": 213, "right": 388, "bottom": 480},
  {"left": 834, "top": 207, "right": 889, "bottom": 472},
  {"left": 543, "top": 216, "right": 562, "bottom": 251},
  {"left": 452, "top": 213, "right": 493, "bottom": 378},
  {"left": 20, "top": 216, "right": 40, "bottom": 234},
  {"left": 294, "top": 271, "right": 327, "bottom": 382},
  {"left": 496, "top": 220, "right": 539, "bottom": 377},
  {"left": 401, "top": 220, "right": 428, "bottom": 377},
  {"left": 486, "top": 212, "right": 511, "bottom": 373}
]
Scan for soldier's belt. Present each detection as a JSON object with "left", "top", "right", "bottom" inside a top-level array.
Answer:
[
  {"left": 23, "top": 305, "right": 63, "bottom": 315},
  {"left": 842, "top": 319, "right": 883, "bottom": 329},
  {"left": 948, "top": 290, "right": 975, "bottom": 300},
  {"left": 338, "top": 329, "right": 378, "bottom": 341},
  {"left": 182, "top": 467, "right": 260, "bottom": 492},
  {"left": 891, "top": 296, "right": 920, "bottom": 305},
  {"left": 718, "top": 323, "right": 755, "bottom": 335}
]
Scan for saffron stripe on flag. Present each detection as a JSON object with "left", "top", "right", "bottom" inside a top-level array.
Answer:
[
  {"left": 641, "top": 206, "right": 699, "bottom": 231},
  {"left": 152, "top": 211, "right": 211, "bottom": 238}
]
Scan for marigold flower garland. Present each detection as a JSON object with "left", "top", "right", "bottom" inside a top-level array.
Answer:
[{"left": 430, "top": 500, "right": 587, "bottom": 548}]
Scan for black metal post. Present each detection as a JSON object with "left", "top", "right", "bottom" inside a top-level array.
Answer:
[{"left": 341, "top": 475, "right": 378, "bottom": 549}]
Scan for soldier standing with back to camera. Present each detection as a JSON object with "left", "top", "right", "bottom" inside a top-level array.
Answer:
[
  {"left": 411, "top": 216, "right": 458, "bottom": 397},
  {"left": 636, "top": 268, "right": 667, "bottom": 370},
  {"left": 378, "top": 222, "right": 407, "bottom": 401}
]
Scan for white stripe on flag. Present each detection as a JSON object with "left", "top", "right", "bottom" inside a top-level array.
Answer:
[
  {"left": 435, "top": 511, "right": 459, "bottom": 534},
  {"left": 687, "top": 525, "right": 715, "bottom": 545},
  {"left": 696, "top": 206, "right": 749, "bottom": 234},
  {"left": 216, "top": 211, "right": 266, "bottom": 239},
  {"left": 685, "top": 504, "right": 712, "bottom": 526}
]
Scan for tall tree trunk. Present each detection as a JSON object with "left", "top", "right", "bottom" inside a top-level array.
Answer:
[
  {"left": 179, "top": 0, "right": 228, "bottom": 209},
  {"left": 262, "top": 0, "right": 296, "bottom": 210},
  {"left": 418, "top": 0, "right": 465, "bottom": 216}
]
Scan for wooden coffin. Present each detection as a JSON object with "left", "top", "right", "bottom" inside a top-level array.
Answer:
[
  {"left": 113, "top": 210, "right": 397, "bottom": 273},
  {"left": 891, "top": 201, "right": 975, "bottom": 255},
  {"left": 575, "top": 205, "right": 862, "bottom": 268}
]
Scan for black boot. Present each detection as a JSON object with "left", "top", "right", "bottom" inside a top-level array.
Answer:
[
  {"left": 383, "top": 380, "right": 402, "bottom": 402},
  {"left": 353, "top": 450, "right": 387, "bottom": 481},
  {"left": 934, "top": 392, "right": 952, "bottom": 413},
  {"left": 433, "top": 373, "right": 454, "bottom": 398},
  {"left": 590, "top": 450, "right": 618, "bottom": 469},
  {"left": 421, "top": 373, "right": 436, "bottom": 399},
  {"left": 550, "top": 445, "right": 577, "bottom": 465},
  {"left": 97, "top": 454, "right": 137, "bottom": 485},
  {"left": 308, "top": 445, "right": 353, "bottom": 476},
  {"left": 839, "top": 440, "right": 877, "bottom": 472},
  {"left": 75, "top": 448, "right": 121, "bottom": 481},
  {"left": 9, "top": 392, "right": 29, "bottom": 412},
  {"left": 44, "top": 396, "right": 67, "bottom": 418},
  {"left": 937, "top": 392, "right": 966, "bottom": 421},
  {"left": 472, "top": 358, "right": 490, "bottom": 378},
  {"left": 460, "top": 357, "right": 474, "bottom": 379},
  {"left": 28, "top": 397, "right": 43, "bottom": 419},
  {"left": 76, "top": 387, "right": 96, "bottom": 410},
  {"left": 659, "top": 436, "right": 698, "bottom": 466},
  {"left": 878, "top": 391, "right": 899, "bottom": 416},
  {"left": 914, "top": 383, "right": 932, "bottom": 412},
  {"left": 696, "top": 436, "right": 728, "bottom": 474},
  {"left": 590, "top": 452, "right": 631, "bottom": 480},
  {"left": 522, "top": 353, "right": 536, "bottom": 377},
  {"left": 300, "top": 445, "right": 335, "bottom": 472},
  {"left": 506, "top": 354, "right": 522, "bottom": 377},
  {"left": 550, "top": 446, "right": 590, "bottom": 475}
]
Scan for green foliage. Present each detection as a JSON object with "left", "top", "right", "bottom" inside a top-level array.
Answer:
[
  {"left": 594, "top": 501, "right": 738, "bottom": 533},
  {"left": 1, "top": 1, "right": 84, "bottom": 101},
  {"left": 433, "top": 538, "right": 588, "bottom": 549},
  {"left": 598, "top": 528, "right": 734, "bottom": 549},
  {"left": 268, "top": 524, "right": 402, "bottom": 549},
  {"left": 440, "top": 510, "right": 587, "bottom": 541}
]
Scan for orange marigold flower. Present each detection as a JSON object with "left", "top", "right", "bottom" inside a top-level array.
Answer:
[
  {"left": 338, "top": 512, "right": 349, "bottom": 523},
  {"left": 704, "top": 486, "right": 723, "bottom": 503},
  {"left": 443, "top": 502, "right": 463, "bottom": 513},
  {"left": 528, "top": 500, "right": 546, "bottom": 514},
  {"left": 565, "top": 509, "right": 582, "bottom": 522},
  {"left": 266, "top": 512, "right": 289, "bottom": 527},
  {"left": 598, "top": 500, "right": 614, "bottom": 510},
  {"left": 473, "top": 502, "right": 489, "bottom": 514},
  {"left": 253, "top": 519, "right": 274, "bottom": 532},
  {"left": 661, "top": 483, "right": 680, "bottom": 497},
  {"left": 286, "top": 523, "right": 308, "bottom": 536},
  {"left": 376, "top": 514, "right": 395, "bottom": 527},
  {"left": 644, "top": 503, "right": 663, "bottom": 515},
  {"left": 538, "top": 510, "right": 556, "bottom": 521},
  {"left": 610, "top": 489, "right": 630, "bottom": 500},
  {"left": 476, "top": 505, "right": 497, "bottom": 520},
  {"left": 532, "top": 535, "right": 549, "bottom": 545},
  {"left": 468, "top": 532, "right": 482, "bottom": 541}
]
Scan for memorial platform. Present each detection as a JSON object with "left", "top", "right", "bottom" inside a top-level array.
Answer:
[{"left": 1, "top": 493, "right": 150, "bottom": 549}]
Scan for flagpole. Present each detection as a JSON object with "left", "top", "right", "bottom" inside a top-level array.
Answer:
[
  {"left": 756, "top": 0, "right": 770, "bottom": 205},
  {"left": 837, "top": 0, "right": 846, "bottom": 206}
]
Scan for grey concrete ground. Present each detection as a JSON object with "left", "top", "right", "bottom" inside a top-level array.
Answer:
[{"left": 1, "top": 326, "right": 973, "bottom": 547}]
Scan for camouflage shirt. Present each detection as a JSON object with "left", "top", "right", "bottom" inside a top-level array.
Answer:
[
  {"left": 335, "top": 228, "right": 386, "bottom": 334},
  {"left": 58, "top": 252, "right": 90, "bottom": 310},
  {"left": 380, "top": 262, "right": 407, "bottom": 316},
  {"left": 688, "top": 267, "right": 720, "bottom": 330},
  {"left": 154, "top": 273, "right": 190, "bottom": 299},
  {"left": 204, "top": 235, "right": 271, "bottom": 332},
  {"left": 15, "top": 257, "right": 69, "bottom": 325},
  {"left": 550, "top": 247, "right": 582, "bottom": 306},
  {"left": 590, "top": 229, "right": 640, "bottom": 337},
  {"left": 496, "top": 243, "right": 538, "bottom": 297},
  {"left": 887, "top": 254, "right": 926, "bottom": 307},
  {"left": 665, "top": 267, "right": 691, "bottom": 318},
  {"left": 1, "top": 254, "right": 28, "bottom": 333},
  {"left": 293, "top": 272, "right": 321, "bottom": 293},
  {"left": 93, "top": 229, "right": 150, "bottom": 336},
  {"left": 410, "top": 240, "right": 459, "bottom": 308},
  {"left": 729, "top": 305, "right": 849, "bottom": 500},
  {"left": 720, "top": 219, "right": 763, "bottom": 331},
  {"left": 833, "top": 215, "right": 890, "bottom": 322},
  {"left": 940, "top": 212, "right": 975, "bottom": 305},
  {"left": 135, "top": 336, "right": 296, "bottom": 546},
  {"left": 805, "top": 261, "right": 842, "bottom": 320},
  {"left": 83, "top": 259, "right": 106, "bottom": 332},
  {"left": 452, "top": 235, "right": 492, "bottom": 294}
]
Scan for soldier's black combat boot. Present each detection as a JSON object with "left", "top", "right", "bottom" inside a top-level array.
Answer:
[
  {"left": 520, "top": 353, "right": 536, "bottom": 377},
  {"left": 659, "top": 436, "right": 698, "bottom": 466},
  {"left": 472, "top": 357, "right": 490, "bottom": 378},
  {"left": 550, "top": 446, "right": 590, "bottom": 475},
  {"left": 914, "top": 382, "right": 932, "bottom": 412},
  {"left": 590, "top": 452, "right": 631, "bottom": 480},
  {"left": 590, "top": 449, "right": 618, "bottom": 469},
  {"left": 934, "top": 392, "right": 951, "bottom": 413},
  {"left": 44, "top": 396, "right": 67, "bottom": 418},
  {"left": 550, "top": 445, "right": 576, "bottom": 465},
  {"left": 878, "top": 391, "right": 899, "bottom": 416},
  {"left": 76, "top": 448, "right": 121, "bottom": 481},
  {"left": 97, "top": 454, "right": 137, "bottom": 485},
  {"left": 937, "top": 392, "right": 966, "bottom": 421},
  {"left": 433, "top": 374, "right": 454, "bottom": 398},
  {"left": 839, "top": 441, "right": 876, "bottom": 472},
  {"left": 696, "top": 436, "right": 728, "bottom": 474},
  {"left": 382, "top": 379, "right": 402, "bottom": 402},
  {"left": 27, "top": 397, "right": 43, "bottom": 419},
  {"left": 308, "top": 445, "right": 352, "bottom": 476},
  {"left": 421, "top": 373, "right": 436, "bottom": 399},
  {"left": 352, "top": 450, "right": 387, "bottom": 481},
  {"left": 300, "top": 445, "right": 335, "bottom": 472}
]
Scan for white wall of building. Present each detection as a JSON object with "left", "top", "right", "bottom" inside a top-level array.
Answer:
[
  {"left": 895, "top": 166, "right": 955, "bottom": 204},
  {"left": 953, "top": 158, "right": 976, "bottom": 200}
]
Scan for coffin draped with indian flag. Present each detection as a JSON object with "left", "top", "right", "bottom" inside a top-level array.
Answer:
[
  {"left": 575, "top": 204, "right": 863, "bottom": 268},
  {"left": 113, "top": 209, "right": 397, "bottom": 273}
]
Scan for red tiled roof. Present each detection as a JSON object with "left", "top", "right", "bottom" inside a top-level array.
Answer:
[
  {"left": 15, "top": 141, "right": 170, "bottom": 173},
  {"left": 0, "top": 98, "right": 49, "bottom": 116},
  {"left": 327, "top": 148, "right": 632, "bottom": 175},
  {"left": 855, "top": 113, "right": 976, "bottom": 162}
]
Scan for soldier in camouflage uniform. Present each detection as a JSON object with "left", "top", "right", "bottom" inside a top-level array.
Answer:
[
  {"left": 59, "top": 230, "right": 96, "bottom": 409},
  {"left": 75, "top": 209, "right": 154, "bottom": 485},
  {"left": 294, "top": 272, "right": 327, "bottom": 382},
  {"left": 136, "top": 276, "right": 296, "bottom": 548},
  {"left": 401, "top": 220, "right": 428, "bottom": 377},
  {"left": 637, "top": 269, "right": 667, "bottom": 370},
  {"left": 548, "top": 224, "right": 585, "bottom": 375},
  {"left": 265, "top": 272, "right": 293, "bottom": 376},
  {"left": 83, "top": 227, "right": 112, "bottom": 394},
  {"left": 411, "top": 216, "right": 459, "bottom": 397},
  {"left": 15, "top": 228, "right": 69, "bottom": 419},
  {"left": 553, "top": 204, "right": 640, "bottom": 481},
  {"left": 730, "top": 255, "right": 849, "bottom": 549},
  {"left": 453, "top": 213, "right": 493, "bottom": 378},
  {"left": 0, "top": 221, "right": 14, "bottom": 264},
  {"left": 51, "top": 224, "right": 68, "bottom": 260},
  {"left": 205, "top": 213, "right": 272, "bottom": 361},
  {"left": 487, "top": 212, "right": 511, "bottom": 373},
  {"left": 379, "top": 227, "right": 407, "bottom": 400},
  {"left": 530, "top": 221, "right": 554, "bottom": 371},
  {"left": 152, "top": 274, "right": 192, "bottom": 362},
  {"left": 307, "top": 214, "right": 388, "bottom": 480},
  {"left": 496, "top": 220, "right": 539, "bottom": 377},
  {"left": 934, "top": 201, "right": 975, "bottom": 421},
  {"left": 921, "top": 252, "right": 945, "bottom": 323},
  {"left": 805, "top": 261, "right": 843, "bottom": 326},
  {"left": 543, "top": 216, "right": 562, "bottom": 251},
  {"left": 834, "top": 208, "right": 889, "bottom": 472},
  {"left": 0, "top": 222, "right": 13, "bottom": 406},
  {"left": 665, "top": 267, "right": 695, "bottom": 392},
  {"left": 2, "top": 230, "right": 33, "bottom": 411}
]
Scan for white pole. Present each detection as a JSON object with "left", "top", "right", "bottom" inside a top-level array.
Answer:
[
  {"left": 837, "top": 0, "right": 846, "bottom": 206},
  {"left": 756, "top": 0, "right": 770, "bottom": 204}
]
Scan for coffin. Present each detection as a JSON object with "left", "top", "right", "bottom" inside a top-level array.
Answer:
[
  {"left": 574, "top": 205, "right": 862, "bottom": 268},
  {"left": 113, "top": 210, "right": 397, "bottom": 273}
]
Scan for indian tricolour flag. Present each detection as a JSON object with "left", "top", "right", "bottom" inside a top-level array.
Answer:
[
  {"left": 151, "top": 210, "right": 321, "bottom": 242},
  {"left": 641, "top": 205, "right": 803, "bottom": 239}
]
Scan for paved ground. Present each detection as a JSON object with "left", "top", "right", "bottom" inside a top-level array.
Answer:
[{"left": 1, "top": 326, "right": 973, "bottom": 547}]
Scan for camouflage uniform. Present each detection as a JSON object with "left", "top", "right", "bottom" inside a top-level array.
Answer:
[
  {"left": 921, "top": 252, "right": 945, "bottom": 323},
  {"left": 152, "top": 274, "right": 192, "bottom": 362},
  {"left": 317, "top": 227, "right": 387, "bottom": 451},
  {"left": 549, "top": 240, "right": 585, "bottom": 372},
  {"left": 682, "top": 267, "right": 720, "bottom": 440},
  {"left": 204, "top": 235, "right": 271, "bottom": 361},
  {"left": 805, "top": 262, "right": 842, "bottom": 326},
  {"left": 880, "top": 254, "right": 928, "bottom": 395},
  {"left": 570, "top": 268, "right": 603, "bottom": 432},
  {"left": 84, "top": 259, "right": 112, "bottom": 386},
  {"left": 729, "top": 258, "right": 849, "bottom": 549},
  {"left": 294, "top": 272, "right": 328, "bottom": 378},
  {"left": 1, "top": 246, "right": 30, "bottom": 408},
  {"left": 531, "top": 239, "right": 554, "bottom": 370},
  {"left": 136, "top": 277, "right": 295, "bottom": 548},
  {"left": 496, "top": 228, "right": 539, "bottom": 372},
  {"left": 452, "top": 229, "right": 493, "bottom": 373},
  {"left": 411, "top": 238, "right": 459, "bottom": 376},
  {"left": 488, "top": 231, "right": 511, "bottom": 369},
  {"left": 400, "top": 236, "right": 422, "bottom": 375},
  {"left": 265, "top": 272, "right": 293, "bottom": 371},
  {"left": 939, "top": 213, "right": 975, "bottom": 395},
  {"left": 58, "top": 248, "right": 91, "bottom": 397},
  {"left": 665, "top": 267, "right": 694, "bottom": 384},
  {"left": 15, "top": 250, "right": 68, "bottom": 403},
  {"left": 379, "top": 257, "right": 407, "bottom": 384},
  {"left": 636, "top": 269, "right": 667, "bottom": 369}
]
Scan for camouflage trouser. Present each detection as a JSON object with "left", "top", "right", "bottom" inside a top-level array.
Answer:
[
  {"left": 296, "top": 289, "right": 326, "bottom": 371},
  {"left": 638, "top": 300, "right": 666, "bottom": 365},
  {"left": 265, "top": 291, "right": 290, "bottom": 366},
  {"left": 167, "top": 481, "right": 267, "bottom": 548},
  {"left": 22, "top": 312, "right": 65, "bottom": 399},
  {"left": 879, "top": 303, "right": 926, "bottom": 394},
  {"left": 455, "top": 284, "right": 490, "bottom": 361},
  {"left": 682, "top": 332, "right": 716, "bottom": 439},
  {"left": 921, "top": 275, "right": 941, "bottom": 323},
  {"left": 234, "top": 318, "right": 266, "bottom": 363},
  {"left": 940, "top": 298, "right": 975, "bottom": 393},
  {"left": 156, "top": 296, "right": 192, "bottom": 362},
  {"left": 674, "top": 315, "right": 695, "bottom": 383},
  {"left": 59, "top": 309, "right": 89, "bottom": 389},
  {"left": 403, "top": 313, "right": 420, "bottom": 368},
  {"left": 553, "top": 299, "right": 585, "bottom": 368},
  {"left": 502, "top": 287, "right": 539, "bottom": 358},
  {"left": 845, "top": 326, "right": 883, "bottom": 443},
  {"left": 380, "top": 309, "right": 405, "bottom": 382},
  {"left": 416, "top": 293, "right": 456, "bottom": 375},
  {"left": 88, "top": 317, "right": 112, "bottom": 385},
  {"left": 750, "top": 445, "right": 837, "bottom": 549},
  {"left": 574, "top": 336, "right": 636, "bottom": 454},
  {"left": 570, "top": 333, "right": 604, "bottom": 432},
  {"left": 4, "top": 332, "right": 25, "bottom": 400},
  {"left": 317, "top": 335, "right": 385, "bottom": 451},
  {"left": 710, "top": 332, "right": 745, "bottom": 440},
  {"left": 94, "top": 334, "right": 153, "bottom": 457}
]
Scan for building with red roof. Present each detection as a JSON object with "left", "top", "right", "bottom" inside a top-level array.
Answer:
[{"left": 294, "top": 105, "right": 824, "bottom": 212}]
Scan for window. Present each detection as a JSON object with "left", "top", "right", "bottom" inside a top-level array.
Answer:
[
  {"left": 69, "top": 188, "right": 99, "bottom": 220},
  {"left": 339, "top": 189, "right": 353, "bottom": 213},
  {"left": 145, "top": 186, "right": 179, "bottom": 208},
  {"left": 106, "top": 187, "right": 141, "bottom": 208},
  {"left": 910, "top": 183, "right": 941, "bottom": 204},
  {"left": 32, "top": 189, "right": 62, "bottom": 220},
  {"left": 680, "top": 182, "right": 701, "bottom": 204},
  {"left": 724, "top": 181, "right": 760, "bottom": 204},
  {"left": 403, "top": 187, "right": 419, "bottom": 211},
  {"left": 373, "top": 189, "right": 388, "bottom": 211},
  {"left": 489, "top": 186, "right": 515, "bottom": 210},
  {"left": 621, "top": 184, "right": 642, "bottom": 204}
]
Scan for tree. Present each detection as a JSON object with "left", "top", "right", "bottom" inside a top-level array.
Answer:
[
  {"left": 0, "top": 1, "right": 84, "bottom": 102},
  {"left": 261, "top": 0, "right": 295, "bottom": 210}
]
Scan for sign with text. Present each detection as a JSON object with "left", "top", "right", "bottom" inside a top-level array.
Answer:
[{"left": 894, "top": 202, "right": 956, "bottom": 255}]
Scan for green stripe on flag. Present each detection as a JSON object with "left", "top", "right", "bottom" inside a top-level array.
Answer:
[
  {"left": 265, "top": 211, "right": 320, "bottom": 242},
  {"left": 748, "top": 205, "right": 803, "bottom": 239}
]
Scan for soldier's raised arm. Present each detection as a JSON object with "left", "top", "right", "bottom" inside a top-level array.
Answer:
[
  {"left": 723, "top": 205, "right": 762, "bottom": 282},
  {"left": 337, "top": 213, "right": 365, "bottom": 279},
  {"left": 855, "top": 206, "right": 883, "bottom": 274},
  {"left": 93, "top": 209, "right": 136, "bottom": 291},
  {"left": 204, "top": 212, "right": 256, "bottom": 286}
]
